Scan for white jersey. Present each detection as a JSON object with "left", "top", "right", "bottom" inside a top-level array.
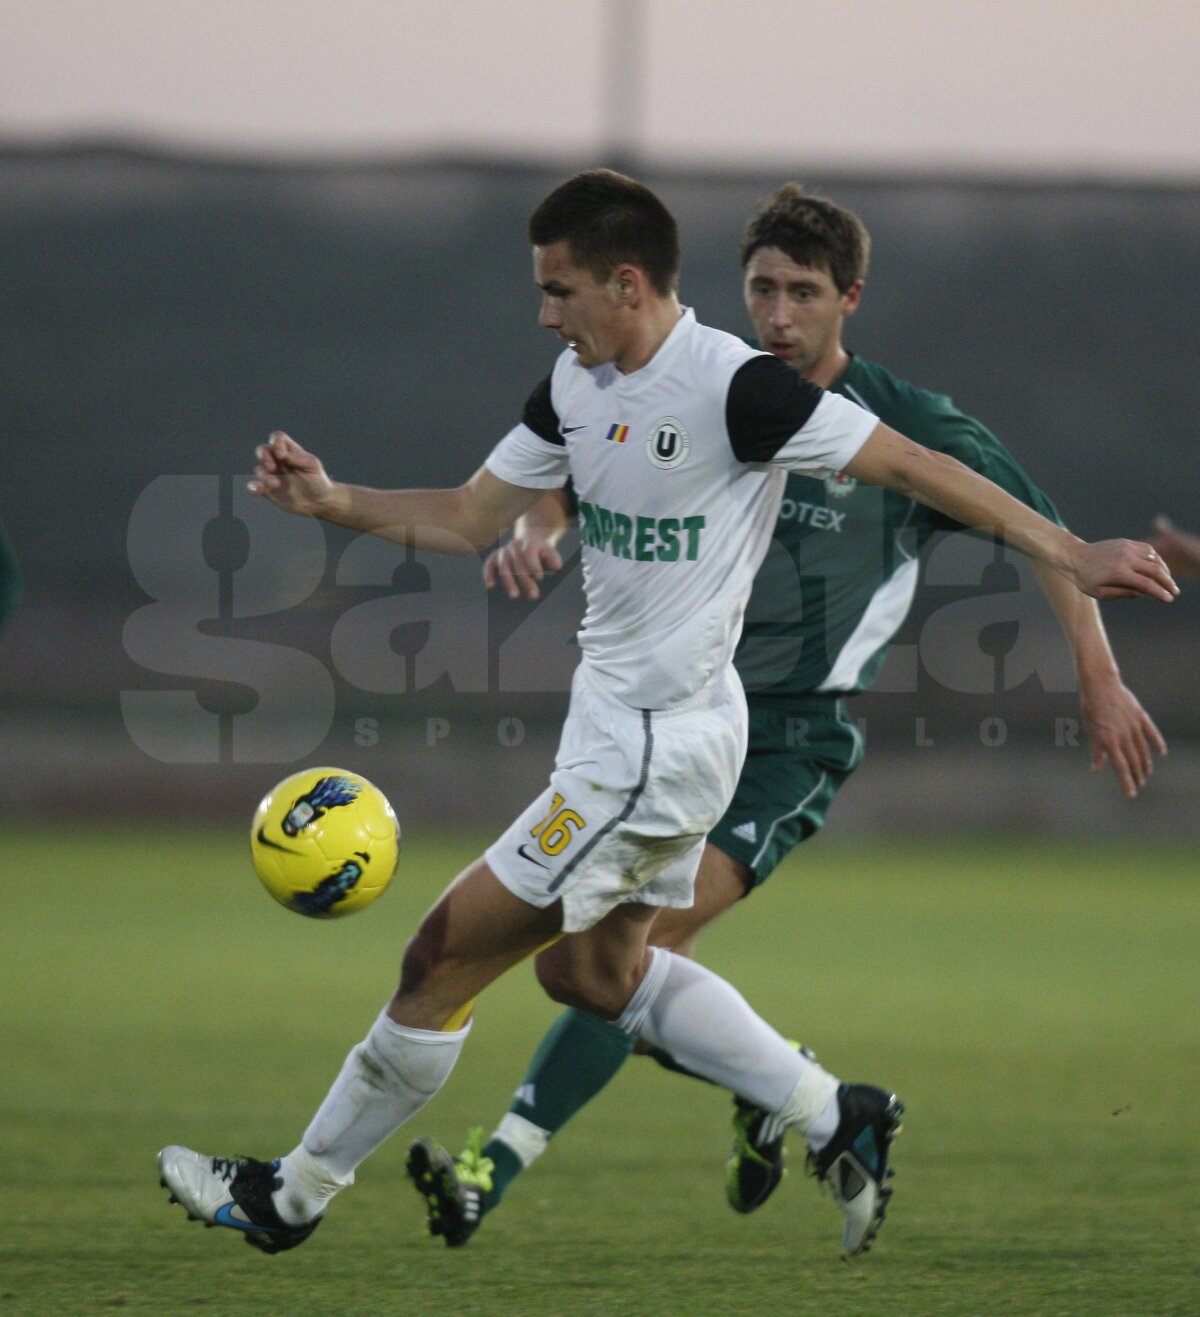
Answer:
[{"left": 486, "top": 309, "right": 877, "bottom": 709}]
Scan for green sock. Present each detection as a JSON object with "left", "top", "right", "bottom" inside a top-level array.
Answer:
[
  {"left": 478, "top": 1139, "right": 523, "bottom": 1213},
  {"left": 480, "top": 1008, "right": 635, "bottom": 1213}
]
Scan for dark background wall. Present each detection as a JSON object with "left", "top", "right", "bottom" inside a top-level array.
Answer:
[{"left": 2, "top": 147, "right": 1197, "bottom": 828}]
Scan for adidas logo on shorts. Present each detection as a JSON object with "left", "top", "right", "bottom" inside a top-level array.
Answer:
[{"left": 731, "top": 821, "right": 758, "bottom": 844}]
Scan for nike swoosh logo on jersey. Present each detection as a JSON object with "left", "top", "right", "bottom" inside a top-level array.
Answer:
[
  {"left": 561, "top": 424, "right": 587, "bottom": 435},
  {"left": 517, "top": 843, "right": 551, "bottom": 870},
  {"left": 256, "top": 826, "right": 304, "bottom": 855}
]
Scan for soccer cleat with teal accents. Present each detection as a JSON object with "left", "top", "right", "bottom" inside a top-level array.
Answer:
[
  {"left": 406, "top": 1128, "right": 494, "bottom": 1248},
  {"left": 157, "top": 1145, "right": 322, "bottom": 1255},
  {"left": 806, "top": 1083, "right": 904, "bottom": 1257}
]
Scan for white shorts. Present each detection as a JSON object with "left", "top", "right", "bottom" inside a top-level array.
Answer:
[{"left": 487, "top": 662, "right": 748, "bottom": 933}]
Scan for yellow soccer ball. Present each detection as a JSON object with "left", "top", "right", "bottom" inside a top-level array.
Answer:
[{"left": 250, "top": 767, "right": 400, "bottom": 918}]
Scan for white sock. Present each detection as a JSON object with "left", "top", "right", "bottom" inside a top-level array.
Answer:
[
  {"left": 273, "top": 1143, "right": 354, "bottom": 1226},
  {"left": 618, "top": 948, "right": 838, "bottom": 1117},
  {"left": 614, "top": 945, "right": 672, "bottom": 1036},
  {"left": 273, "top": 1008, "right": 471, "bottom": 1225},
  {"left": 492, "top": 1112, "right": 551, "bottom": 1168},
  {"left": 803, "top": 1088, "right": 842, "bottom": 1152}
]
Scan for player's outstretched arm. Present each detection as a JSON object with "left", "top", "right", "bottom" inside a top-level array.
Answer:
[
  {"left": 248, "top": 430, "right": 542, "bottom": 555},
  {"left": 483, "top": 489, "right": 573, "bottom": 600},
  {"left": 1028, "top": 559, "right": 1166, "bottom": 798},
  {"left": 844, "top": 425, "right": 1179, "bottom": 602}
]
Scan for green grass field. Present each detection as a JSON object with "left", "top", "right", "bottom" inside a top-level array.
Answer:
[{"left": 1, "top": 826, "right": 1196, "bottom": 1316}]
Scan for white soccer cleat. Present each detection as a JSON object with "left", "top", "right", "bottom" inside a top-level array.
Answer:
[{"left": 157, "top": 1145, "right": 323, "bottom": 1254}]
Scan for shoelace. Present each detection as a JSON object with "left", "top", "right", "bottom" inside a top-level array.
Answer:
[
  {"left": 210, "top": 1157, "right": 241, "bottom": 1183},
  {"left": 455, "top": 1127, "right": 496, "bottom": 1191}
]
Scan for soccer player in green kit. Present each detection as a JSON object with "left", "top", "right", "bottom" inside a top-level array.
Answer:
[{"left": 410, "top": 184, "right": 1166, "bottom": 1248}]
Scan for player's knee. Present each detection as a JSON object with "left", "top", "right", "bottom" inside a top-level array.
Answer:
[
  {"left": 533, "top": 954, "right": 581, "bottom": 1008},
  {"left": 534, "top": 956, "right": 630, "bottom": 1019}
]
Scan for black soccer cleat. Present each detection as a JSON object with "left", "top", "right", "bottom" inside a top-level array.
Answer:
[
  {"left": 157, "top": 1146, "right": 322, "bottom": 1255},
  {"left": 806, "top": 1083, "right": 904, "bottom": 1257},
  {"left": 406, "top": 1136, "right": 486, "bottom": 1248},
  {"left": 725, "top": 1041, "right": 812, "bottom": 1213},
  {"left": 726, "top": 1097, "right": 787, "bottom": 1213}
]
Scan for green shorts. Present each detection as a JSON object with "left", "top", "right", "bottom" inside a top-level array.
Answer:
[{"left": 708, "top": 695, "right": 864, "bottom": 889}]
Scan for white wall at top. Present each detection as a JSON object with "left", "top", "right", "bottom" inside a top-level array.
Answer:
[{"left": 1, "top": 0, "right": 1197, "bottom": 178}]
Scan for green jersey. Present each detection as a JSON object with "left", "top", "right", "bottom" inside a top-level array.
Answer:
[{"left": 734, "top": 354, "right": 1063, "bottom": 700}]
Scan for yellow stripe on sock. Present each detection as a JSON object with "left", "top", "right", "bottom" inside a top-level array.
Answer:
[{"left": 442, "top": 998, "right": 476, "bottom": 1032}]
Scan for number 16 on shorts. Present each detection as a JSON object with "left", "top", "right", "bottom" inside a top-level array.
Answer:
[{"left": 529, "top": 793, "right": 586, "bottom": 857}]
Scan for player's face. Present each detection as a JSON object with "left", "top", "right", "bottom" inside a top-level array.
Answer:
[
  {"left": 534, "top": 241, "right": 626, "bottom": 369},
  {"left": 743, "top": 246, "right": 861, "bottom": 382}
]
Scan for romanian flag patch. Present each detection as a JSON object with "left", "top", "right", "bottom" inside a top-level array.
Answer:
[{"left": 605, "top": 423, "right": 630, "bottom": 444}]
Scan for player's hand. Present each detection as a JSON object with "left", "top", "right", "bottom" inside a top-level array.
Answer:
[
  {"left": 483, "top": 535, "right": 564, "bottom": 600},
  {"left": 247, "top": 431, "right": 335, "bottom": 516},
  {"left": 1150, "top": 515, "right": 1200, "bottom": 579},
  {"left": 1078, "top": 674, "right": 1167, "bottom": 799},
  {"left": 1069, "top": 539, "right": 1179, "bottom": 602}
]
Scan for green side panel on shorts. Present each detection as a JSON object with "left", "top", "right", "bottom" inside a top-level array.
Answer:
[{"left": 708, "top": 697, "right": 864, "bottom": 887}]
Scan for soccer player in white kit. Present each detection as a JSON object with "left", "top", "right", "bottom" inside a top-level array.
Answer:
[{"left": 157, "top": 170, "right": 1177, "bottom": 1260}]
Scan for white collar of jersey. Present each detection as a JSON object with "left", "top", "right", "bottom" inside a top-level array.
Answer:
[{"left": 613, "top": 306, "right": 695, "bottom": 395}]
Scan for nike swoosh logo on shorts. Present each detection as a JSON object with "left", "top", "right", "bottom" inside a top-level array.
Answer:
[
  {"left": 561, "top": 424, "right": 587, "bottom": 435},
  {"left": 517, "top": 843, "right": 550, "bottom": 870}
]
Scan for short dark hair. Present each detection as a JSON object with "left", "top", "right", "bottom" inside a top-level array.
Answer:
[
  {"left": 739, "top": 184, "right": 870, "bottom": 294},
  {"left": 529, "top": 169, "right": 681, "bottom": 296}
]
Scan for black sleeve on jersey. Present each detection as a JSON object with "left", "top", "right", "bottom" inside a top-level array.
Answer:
[
  {"left": 521, "top": 375, "right": 564, "bottom": 446},
  {"left": 725, "top": 356, "right": 826, "bottom": 462}
]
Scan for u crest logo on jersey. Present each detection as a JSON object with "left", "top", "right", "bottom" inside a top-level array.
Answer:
[{"left": 646, "top": 416, "right": 690, "bottom": 469}]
